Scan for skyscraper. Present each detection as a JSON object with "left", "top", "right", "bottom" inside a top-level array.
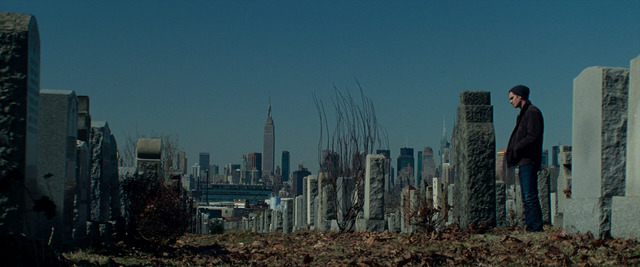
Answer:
[
  {"left": 421, "top": 147, "right": 436, "bottom": 186},
  {"left": 177, "top": 151, "right": 187, "bottom": 174},
  {"left": 199, "top": 152, "right": 210, "bottom": 178},
  {"left": 248, "top": 152, "right": 262, "bottom": 178},
  {"left": 397, "top": 147, "right": 414, "bottom": 186},
  {"left": 282, "top": 151, "right": 290, "bottom": 182},
  {"left": 551, "top": 145, "right": 560, "bottom": 167},
  {"left": 263, "top": 104, "right": 275, "bottom": 177},
  {"left": 292, "top": 162, "right": 311, "bottom": 196}
]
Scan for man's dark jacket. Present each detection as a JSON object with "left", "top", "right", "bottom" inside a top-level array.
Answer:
[{"left": 506, "top": 101, "right": 544, "bottom": 168}]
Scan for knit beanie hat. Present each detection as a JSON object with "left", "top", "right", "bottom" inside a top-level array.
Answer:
[{"left": 509, "top": 85, "right": 530, "bottom": 100}]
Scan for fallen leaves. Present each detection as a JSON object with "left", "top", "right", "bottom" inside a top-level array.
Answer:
[{"left": 62, "top": 226, "right": 640, "bottom": 266}]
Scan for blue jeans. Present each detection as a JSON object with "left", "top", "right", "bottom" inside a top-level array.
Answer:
[{"left": 519, "top": 164, "right": 543, "bottom": 232}]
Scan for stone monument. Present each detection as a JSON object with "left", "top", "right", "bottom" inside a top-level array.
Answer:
[
  {"left": 0, "top": 12, "right": 41, "bottom": 239},
  {"left": 565, "top": 66, "right": 629, "bottom": 238},
  {"left": 37, "top": 89, "right": 78, "bottom": 244},
  {"left": 453, "top": 91, "right": 496, "bottom": 228},
  {"left": 612, "top": 55, "right": 640, "bottom": 239}
]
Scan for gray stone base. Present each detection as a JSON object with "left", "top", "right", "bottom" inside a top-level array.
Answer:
[
  {"left": 318, "top": 220, "right": 332, "bottom": 231},
  {"left": 563, "top": 198, "right": 605, "bottom": 237},
  {"left": 611, "top": 196, "right": 640, "bottom": 240},
  {"left": 330, "top": 220, "right": 340, "bottom": 232},
  {"left": 356, "top": 218, "right": 386, "bottom": 232}
]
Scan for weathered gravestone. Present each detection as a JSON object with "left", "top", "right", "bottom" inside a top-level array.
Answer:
[
  {"left": 0, "top": 12, "right": 42, "bottom": 240},
  {"left": 270, "top": 209, "right": 282, "bottom": 232},
  {"left": 282, "top": 198, "right": 294, "bottom": 233},
  {"left": 453, "top": 91, "right": 496, "bottom": 228},
  {"left": 400, "top": 185, "right": 419, "bottom": 233},
  {"left": 38, "top": 89, "right": 78, "bottom": 244},
  {"left": 135, "top": 138, "right": 162, "bottom": 178},
  {"left": 564, "top": 66, "right": 629, "bottom": 238},
  {"left": 553, "top": 146, "right": 571, "bottom": 226},
  {"left": 294, "top": 195, "right": 305, "bottom": 232},
  {"left": 305, "top": 175, "right": 318, "bottom": 229},
  {"left": 318, "top": 172, "right": 336, "bottom": 231},
  {"left": 74, "top": 140, "right": 90, "bottom": 240},
  {"left": 356, "top": 154, "right": 386, "bottom": 232},
  {"left": 538, "top": 167, "right": 551, "bottom": 225},
  {"left": 88, "top": 121, "right": 120, "bottom": 243},
  {"left": 612, "top": 55, "right": 640, "bottom": 239}
]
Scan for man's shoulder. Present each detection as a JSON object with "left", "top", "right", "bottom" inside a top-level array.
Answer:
[{"left": 527, "top": 102, "right": 542, "bottom": 114}]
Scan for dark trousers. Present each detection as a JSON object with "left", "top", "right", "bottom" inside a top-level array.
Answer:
[{"left": 518, "top": 164, "right": 543, "bottom": 232}]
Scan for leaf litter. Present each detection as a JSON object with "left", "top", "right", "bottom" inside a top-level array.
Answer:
[{"left": 63, "top": 225, "right": 640, "bottom": 266}]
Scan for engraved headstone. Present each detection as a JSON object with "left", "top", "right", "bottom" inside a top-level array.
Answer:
[
  {"left": 0, "top": 12, "right": 41, "bottom": 239},
  {"left": 565, "top": 66, "right": 629, "bottom": 238},
  {"left": 37, "top": 89, "right": 78, "bottom": 244},
  {"left": 453, "top": 91, "right": 496, "bottom": 228},
  {"left": 612, "top": 55, "right": 640, "bottom": 239}
]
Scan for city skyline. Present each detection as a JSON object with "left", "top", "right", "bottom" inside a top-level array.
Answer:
[{"left": 3, "top": 1, "right": 638, "bottom": 175}]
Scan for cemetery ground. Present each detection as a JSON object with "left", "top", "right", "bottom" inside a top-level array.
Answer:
[{"left": 62, "top": 225, "right": 640, "bottom": 266}]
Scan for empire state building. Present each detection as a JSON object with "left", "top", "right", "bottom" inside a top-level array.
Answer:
[{"left": 263, "top": 104, "right": 275, "bottom": 177}]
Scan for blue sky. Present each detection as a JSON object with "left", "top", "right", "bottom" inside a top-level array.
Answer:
[{"left": 3, "top": 0, "right": 639, "bottom": 174}]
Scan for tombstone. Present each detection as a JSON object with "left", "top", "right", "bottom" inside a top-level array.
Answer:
[
  {"left": 282, "top": 198, "right": 294, "bottom": 233},
  {"left": 74, "top": 140, "right": 90, "bottom": 240},
  {"left": 336, "top": 177, "right": 356, "bottom": 231},
  {"left": 446, "top": 184, "right": 455, "bottom": 224},
  {"left": 263, "top": 209, "right": 271, "bottom": 233},
  {"left": 0, "top": 12, "right": 42, "bottom": 240},
  {"left": 565, "top": 66, "right": 629, "bottom": 238},
  {"left": 453, "top": 91, "right": 496, "bottom": 228},
  {"left": 270, "top": 209, "right": 282, "bottom": 232},
  {"left": 318, "top": 172, "right": 336, "bottom": 231},
  {"left": 89, "top": 121, "right": 119, "bottom": 238},
  {"left": 305, "top": 175, "right": 318, "bottom": 229},
  {"left": 400, "top": 185, "right": 418, "bottom": 233},
  {"left": 37, "top": 90, "right": 79, "bottom": 244},
  {"left": 432, "top": 177, "right": 442, "bottom": 208},
  {"left": 495, "top": 180, "right": 507, "bottom": 227},
  {"left": 553, "top": 146, "right": 571, "bottom": 226},
  {"left": 514, "top": 169, "right": 525, "bottom": 227},
  {"left": 357, "top": 154, "right": 386, "bottom": 232},
  {"left": 136, "top": 138, "right": 162, "bottom": 178},
  {"left": 422, "top": 147, "right": 437, "bottom": 186},
  {"left": 537, "top": 167, "right": 551, "bottom": 225},
  {"left": 294, "top": 195, "right": 304, "bottom": 231},
  {"left": 387, "top": 212, "right": 397, "bottom": 233},
  {"left": 612, "top": 55, "right": 640, "bottom": 239}
]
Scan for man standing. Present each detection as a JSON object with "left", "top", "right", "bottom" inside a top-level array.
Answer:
[{"left": 506, "top": 85, "right": 544, "bottom": 232}]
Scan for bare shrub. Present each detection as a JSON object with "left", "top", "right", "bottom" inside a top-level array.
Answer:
[{"left": 121, "top": 173, "right": 191, "bottom": 249}]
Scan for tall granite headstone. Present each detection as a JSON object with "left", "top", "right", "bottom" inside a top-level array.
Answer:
[
  {"left": 612, "top": 55, "right": 640, "bottom": 239},
  {"left": 318, "top": 172, "right": 336, "bottom": 231},
  {"left": 355, "top": 154, "right": 386, "bottom": 232},
  {"left": 306, "top": 175, "right": 318, "bottom": 229},
  {"left": 89, "top": 121, "right": 119, "bottom": 224},
  {"left": 453, "top": 91, "right": 496, "bottom": 228},
  {"left": 0, "top": 12, "right": 41, "bottom": 239},
  {"left": 37, "top": 89, "right": 78, "bottom": 244},
  {"left": 565, "top": 66, "right": 629, "bottom": 238},
  {"left": 282, "top": 198, "right": 293, "bottom": 233},
  {"left": 74, "top": 140, "right": 90, "bottom": 239}
]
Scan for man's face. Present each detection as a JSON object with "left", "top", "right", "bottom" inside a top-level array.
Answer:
[{"left": 509, "top": 92, "right": 522, "bottom": 109}]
